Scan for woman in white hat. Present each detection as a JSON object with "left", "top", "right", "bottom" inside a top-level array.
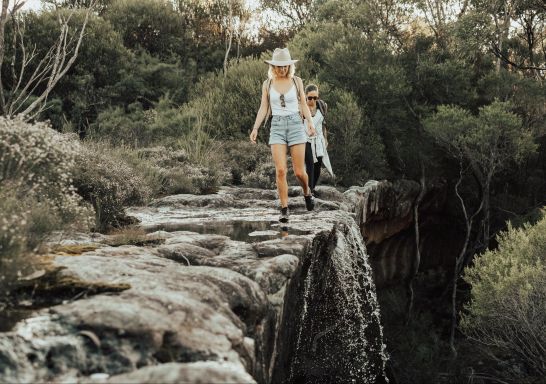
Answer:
[{"left": 249, "top": 47, "right": 317, "bottom": 223}]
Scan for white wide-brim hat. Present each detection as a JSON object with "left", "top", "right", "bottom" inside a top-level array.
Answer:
[{"left": 264, "top": 47, "right": 299, "bottom": 66}]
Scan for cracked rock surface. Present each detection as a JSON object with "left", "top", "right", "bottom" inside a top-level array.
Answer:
[{"left": 1, "top": 186, "right": 387, "bottom": 383}]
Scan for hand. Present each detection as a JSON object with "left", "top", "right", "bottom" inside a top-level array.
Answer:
[
  {"left": 250, "top": 128, "right": 258, "bottom": 143},
  {"left": 307, "top": 124, "right": 316, "bottom": 137}
]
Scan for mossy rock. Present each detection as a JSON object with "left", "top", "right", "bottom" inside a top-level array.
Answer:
[
  {"left": 8, "top": 258, "right": 130, "bottom": 307},
  {"left": 50, "top": 244, "right": 100, "bottom": 255}
]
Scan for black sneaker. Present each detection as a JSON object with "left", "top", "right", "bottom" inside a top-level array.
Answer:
[
  {"left": 304, "top": 194, "right": 315, "bottom": 211},
  {"left": 279, "top": 207, "right": 289, "bottom": 223}
]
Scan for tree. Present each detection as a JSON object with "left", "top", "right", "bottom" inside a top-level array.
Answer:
[
  {"left": 0, "top": 0, "right": 96, "bottom": 120},
  {"left": 412, "top": 0, "right": 470, "bottom": 42},
  {"left": 468, "top": 0, "right": 546, "bottom": 78},
  {"left": 181, "top": 57, "right": 267, "bottom": 141},
  {"left": 176, "top": 0, "right": 251, "bottom": 73},
  {"left": 259, "top": 0, "right": 316, "bottom": 30},
  {"left": 103, "top": 0, "right": 188, "bottom": 60},
  {"left": 21, "top": 9, "right": 130, "bottom": 133},
  {"left": 326, "top": 87, "right": 388, "bottom": 184},
  {"left": 423, "top": 100, "right": 537, "bottom": 354}
]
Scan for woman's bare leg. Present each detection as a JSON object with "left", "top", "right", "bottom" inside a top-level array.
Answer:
[
  {"left": 289, "top": 143, "right": 311, "bottom": 196},
  {"left": 271, "top": 144, "right": 289, "bottom": 207}
]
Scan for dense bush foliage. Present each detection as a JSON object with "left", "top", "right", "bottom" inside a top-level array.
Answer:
[
  {"left": 325, "top": 88, "right": 388, "bottom": 184},
  {"left": 241, "top": 161, "right": 277, "bottom": 190},
  {"left": 89, "top": 97, "right": 191, "bottom": 146},
  {"left": 0, "top": 118, "right": 91, "bottom": 224},
  {"left": 0, "top": 119, "right": 92, "bottom": 292},
  {"left": 461, "top": 212, "right": 546, "bottom": 381},
  {"left": 73, "top": 142, "right": 152, "bottom": 232},
  {"left": 182, "top": 58, "right": 266, "bottom": 140},
  {"left": 221, "top": 141, "right": 272, "bottom": 184}
]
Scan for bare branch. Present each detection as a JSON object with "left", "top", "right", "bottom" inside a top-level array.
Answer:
[
  {"left": 490, "top": 43, "right": 546, "bottom": 72},
  {"left": 0, "top": 0, "right": 97, "bottom": 119},
  {"left": 9, "top": 45, "right": 57, "bottom": 115},
  {"left": 19, "top": 0, "right": 96, "bottom": 118}
]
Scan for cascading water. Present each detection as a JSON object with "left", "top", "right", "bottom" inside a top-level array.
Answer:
[{"left": 272, "top": 219, "right": 388, "bottom": 383}]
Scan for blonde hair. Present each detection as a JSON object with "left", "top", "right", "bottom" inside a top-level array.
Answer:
[{"left": 268, "top": 64, "right": 296, "bottom": 79}]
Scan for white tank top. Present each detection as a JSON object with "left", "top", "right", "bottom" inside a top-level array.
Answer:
[{"left": 270, "top": 83, "right": 300, "bottom": 116}]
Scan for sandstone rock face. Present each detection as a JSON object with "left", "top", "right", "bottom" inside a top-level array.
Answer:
[
  {"left": 345, "top": 180, "right": 463, "bottom": 288},
  {"left": 0, "top": 186, "right": 387, "bottom": 383}
]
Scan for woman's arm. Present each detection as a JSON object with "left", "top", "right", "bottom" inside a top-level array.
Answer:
[
  {"left": 297, "top": 77, "right": 316, "bottom": 136},
  {"left": 250, "top": 80, "right": 270, "bottom": 143}
]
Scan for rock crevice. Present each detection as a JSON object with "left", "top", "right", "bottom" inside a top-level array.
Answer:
[{"left": 1, "top": 186, "right": 387, "bottom": 383}]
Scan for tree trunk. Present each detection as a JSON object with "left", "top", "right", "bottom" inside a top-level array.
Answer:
[
  {"left": 406, "top": 161, "right": 426, "bottom": 324},
  {"left": 483, "top": 178, "right": 491, "bottom": 249},
  {"left": 496, "top": 1, "right": 513, "bottom": 73},
  {"left": 0, "top": 0, "right": 10, "bottom": 114},
  {"left": 450, "top": 162, "right": 484, "bottom": 356},
  {"left": 223, "top": 1, "right": 233, "bottom": 77}
]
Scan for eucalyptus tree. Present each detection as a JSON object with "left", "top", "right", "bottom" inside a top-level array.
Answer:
[
  {"left": 487, "top": 0, "right": 545, "bottom": 77},
  {"left": 424, "top": 100, "right": 537, "bottom": 355},
  {"left": 176, "top": 0, "right": 251, "bottom": 72},
  {"left": 259, "top": 0, "right": 316, "bottom": 30}
]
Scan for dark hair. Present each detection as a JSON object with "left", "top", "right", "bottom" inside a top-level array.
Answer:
[{"left": 305, "top": 84, "right": 318, "bottom": 94}]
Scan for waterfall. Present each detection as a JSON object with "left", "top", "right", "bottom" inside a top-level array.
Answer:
[{"left": 272, "top": 218, "right": 388, "bottom": 384}]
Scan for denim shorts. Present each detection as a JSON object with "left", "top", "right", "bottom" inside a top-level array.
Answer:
[{"left": 268, "top": 113, "right": 307, "bottom": 146}]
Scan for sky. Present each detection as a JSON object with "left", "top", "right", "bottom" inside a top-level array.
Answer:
[{"left": 19, "top": 0, "right": 42, "bottom": 10}]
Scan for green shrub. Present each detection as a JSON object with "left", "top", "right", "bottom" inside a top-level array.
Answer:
[
  {"left": 75, "top": 140, "right": 228, "bottom": 213},
  {"left": 0, "top": 118, "right": 82, "bottom": 209},
  {"left": 134, "top": 146, "right": 188, "bottom": 165},
  {"left": 140, "top": 162, "right": 226, "bottom": 195},
  {"left": 92, "top": 144, "right": 185, "bottom": 197},
  {"left": 0, "top": 190, "right": 50, "bottom": 294},
  {"left": 129, "top": 146, "right": 194, "bottom": 195},
  {"left": 0, "top": 118, "right": 92, "bottom": 228},
  {"left": 132, "top": 138, "right": 228, "bottom": 195},
  {"left": 73, "top": 142, "right": 152, "bottom": 232},
  {"left": 0, "top": 185, "right": 84, "bottom": 268},
  {"left": 185, "top": 164, "right": 228, "bottom": 194},
  {"left": 0, "top": 119, "right": 92, "bottom": 294},
  {"left": 221, "top": 140, "right": 272, "bottom": 184},
  {"left": 90, "top": 97, "right": 191, "bottom": 147},
  {"left": 461, "top": 211, "right": 546, "bottom": 382},
  {"left": 182, "top": 57, "right": 266, "bottom": 140},
  {"left": 175, "top": 123, "right": 223, "bottom": 167},
  {"left": 325, "top": 88, "right": 388, "bottom": 185},
  {"left": 89, "top": 102, "right": 148, "bottom": 146},
  {"left": 0, "top": 186, "right": 32, "bottom": 272},
  {"left": 241, "top": 161, "right": 277, "bottom": 190}
]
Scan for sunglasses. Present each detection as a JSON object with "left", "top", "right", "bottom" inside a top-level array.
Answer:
[
  {"left": 280, "top": 94, "right": 286, "bottom": 108},
  {"left": 307, "top": 96, "right": 318, "bottom": 101}
]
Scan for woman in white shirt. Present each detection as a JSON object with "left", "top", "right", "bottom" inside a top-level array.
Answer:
[
  {"left": 249, "top": 48, "right": 317, "bottom": 223},
  {"left": 304, "top": 84, "right": 334, "bottom": 196}
]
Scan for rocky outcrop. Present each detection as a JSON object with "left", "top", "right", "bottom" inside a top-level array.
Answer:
[
  {"left": 345, "top": 180, "right": 463, "bottom": 288},
  {"left": 0, "top": 186, "right": 388, "bottom": 383}
]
